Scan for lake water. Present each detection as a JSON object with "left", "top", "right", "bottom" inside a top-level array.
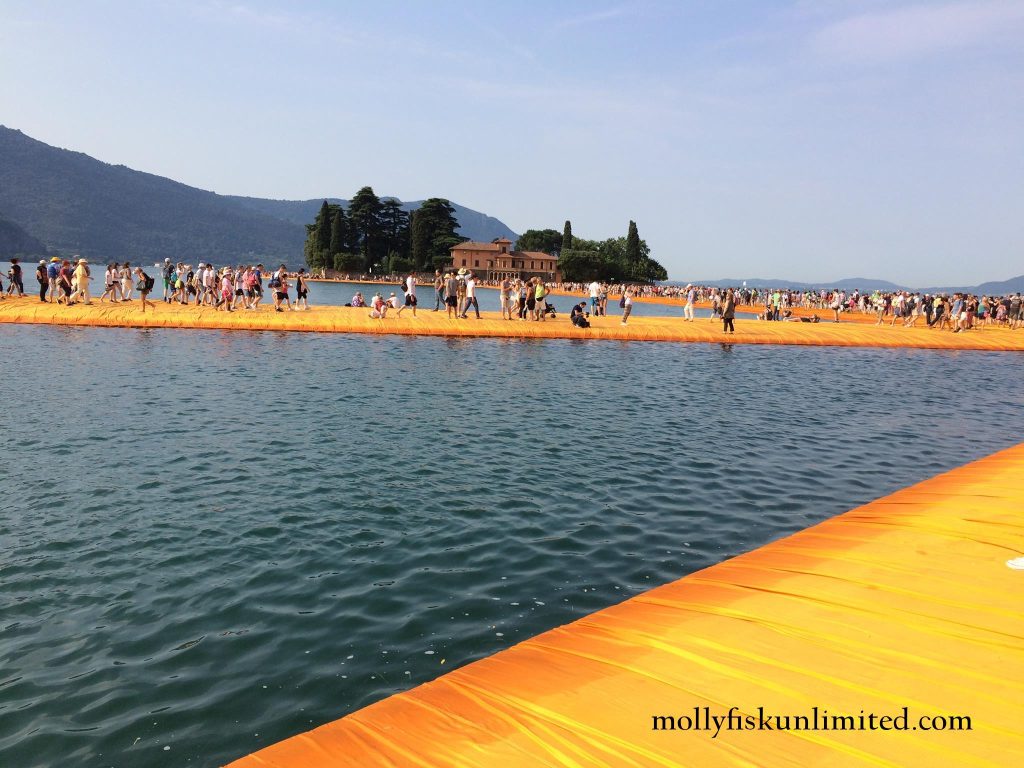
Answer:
[{"left": 1, "top": 324, "right": 1022, "bottom": 768}]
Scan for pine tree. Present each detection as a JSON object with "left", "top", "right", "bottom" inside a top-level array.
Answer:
[
  {"left": 562, "top": 220, "right": 573, "bottom": 252},
  {"left": 410, "top": 198, "right": 462, "bottom": 270},
  {"left": 348, "top": 186, "right": 383, "bottom": 267},
  {"left": 379, "top": 199, "right": 410, "bottom": 260}
]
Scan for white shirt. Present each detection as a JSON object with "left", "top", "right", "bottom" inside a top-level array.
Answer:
[
  {"left": 406, "top": 275, "right": 416, "bottom": 296},
  {"left": 465, "top": 278, "right": 476, "bottom": 298},
  {"left": 387, "top": 295, "right": 401, "bottom": 308},
  {"left": 588, "top": 281, "right": 600, "bottom": 298}
]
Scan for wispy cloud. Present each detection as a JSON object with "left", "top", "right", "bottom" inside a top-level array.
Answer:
[
  {"left": 812, "top": 0, "right": 1024, "bottom": 62},
  {"left": 553, "top": 5, "right": 632, "bottom": 30}
]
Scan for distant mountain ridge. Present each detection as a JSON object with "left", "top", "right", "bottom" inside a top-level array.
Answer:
[
  {"left": 0, "top": 126, "right": 519, "bottom": 262},
  {"left": 225, "top": 196, "right": 518, "bottom": 243},
  {"left": 0, "top": 213, "right": 46, "bottom": 258},
  {"left": 681, "top": 275, "right": 1024, "bottom": 295}
]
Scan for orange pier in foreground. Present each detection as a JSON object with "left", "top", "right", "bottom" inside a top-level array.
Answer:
[
  {"left": 1, "top": 297, "right": 1023, "bottom": 352},
  {"left": 228, "top": 443, "right": 1024, "bottom": 767}
]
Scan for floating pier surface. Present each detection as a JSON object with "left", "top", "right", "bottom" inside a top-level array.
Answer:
[
  {"left": 228, "top": 444, "right": 1024, "bottom": 767},
  {"left": 2, "top": 297, "right": 1023, "bottom": 352}
]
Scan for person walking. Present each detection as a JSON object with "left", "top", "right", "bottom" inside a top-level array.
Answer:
[
  {"left": 35, "top": 260, "right": 48, "bottom": 302},
  {"left": 444, "top": 271, "right": 459, "bottom": 318},
  {"left": 398, "top": 272, "right": 417, "bottom": 317},
  {"left": 722, "top": 288, "right": 736, "bottom": 333},
  {"left": 620, "top": 289, "right": 633, "bottom": 325},
  {"left": 461, "top": 272, "right": 480, "bottom": 318},
  {"left": 683, "top": 284, "right": 696, "bottom": 321},
  {"left": 433, "top": 269, "right": 444, "bottom": 311},
  {"left": 68, "top": 258, "right": 92, "bottom": 305},
  {"left": 295, "top": 268, "right": 310, "bottom": 310},
  {"left": 46, "top": 257, "right": 60, "bottom": 302},
  {"left": 134, "top": 266, "right": 155, "bottom": 313},
  {"left": 120, "top": 262, "right": 133, "bottom": 301},
  {"left": 501, "top": 276, "right": 512, "bottom": 320},
  {"left": 161, "top": 258, "right": 174, "bottom": 302}
]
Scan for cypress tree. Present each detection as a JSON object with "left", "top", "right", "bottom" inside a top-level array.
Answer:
[
  {"left": 329, "top": 209, "right": 347, "bottom": 256},
  {"left": 625, "top": 220, "right": 641, "bottom": 264},
  {"left": 562, "top": 220, "right": 573, "bottom": 252},
  {"left": 316, "top": 200, "right": 332, "bottom": 254}
]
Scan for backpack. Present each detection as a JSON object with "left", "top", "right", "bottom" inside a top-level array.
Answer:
[
  {"left": 619, "top": 296, "right": 626, "bottom": 308},
  {"left": 144, "top": 274, "right": 155, "bottom": 292}
]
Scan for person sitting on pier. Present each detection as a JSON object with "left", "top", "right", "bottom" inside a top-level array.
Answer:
[
  {"left": 570, "top": 302, "right": 591, "bottom": 328},
  {"left": 369, "top": 293, "right": 388, "bottom": 319}
]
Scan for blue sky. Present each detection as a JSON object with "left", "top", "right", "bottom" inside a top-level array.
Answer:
[{"left": 2, "top": 0, "right": 1021, "bottom": 284}]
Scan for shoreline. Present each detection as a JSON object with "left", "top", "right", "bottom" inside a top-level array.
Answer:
[{"left": 1, "top": 296, "right": 1021, "bottom": 351}]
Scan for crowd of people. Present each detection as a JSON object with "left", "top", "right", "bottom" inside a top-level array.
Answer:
[
  {"left": 7, "top": 257, "right": 1023, "bottom": 334},
  {"left": 343, "top": 269, "right": 641, "bottom": 326},
  {"left": 2, "top": 257, "right": 313, "bottom": 315}
]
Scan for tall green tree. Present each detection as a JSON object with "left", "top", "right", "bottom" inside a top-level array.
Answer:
[
  {"left": 304, "top": 200, "right": 340, "bottom": 269},
  {"left": 379, "top": 198, "right": 410, "bottom": 260},
  {"left": 410, "top": 198, "right": 462, "bottom": 270},
  {"left": 329, "top": 209, "right": 348, "bottom": 256},
  {"left": 316, "top": 200, "right": 333, "bottom": 253},
  {"left": 348, "top": 186, "right": 383, "bottom": 265},
  {"left": 515, "top": 228, "right": 562, "bottom": 254},
  {"left": 562, "top": 220, "right": 573, "bottom": 252},
  {"left": 625, "top": 220, "right": 641, "bottom": 265}
]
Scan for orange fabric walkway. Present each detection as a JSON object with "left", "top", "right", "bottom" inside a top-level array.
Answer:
[
  {"left": 1, "top": 296, "right": 1022, "bottom": 352},
  {"left": 229, "top": 444, "right": 1024, "bottom": 767}
]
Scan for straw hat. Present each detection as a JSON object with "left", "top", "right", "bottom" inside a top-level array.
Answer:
[
  {"left": 78, "top": 258, "right": 88, "bottom": 264},
  {"left": 458, "top": 267, "right": 467, "bottom": 276},
  {"left": 50, "top": 256, "right": 60, "bottom": 262}
]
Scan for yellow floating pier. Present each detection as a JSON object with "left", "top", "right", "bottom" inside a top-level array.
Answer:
[
  {"left": 1, "top": 297, "right": 1023, "bottom": 352},
  {"left": 228, "top": 444, "right": 1024, "bottom": 767}
]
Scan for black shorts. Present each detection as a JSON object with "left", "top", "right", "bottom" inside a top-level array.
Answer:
[
  {"left": 235, "top": 289, "right": 244, "bottom": 296},
  {"left": 405, "top": 294, "right": 417, "bottom": 306},
  {"left": 445, "top": 296, "right": 457, "bottom": 307},
  {"left": 275, "top": 291, "right": 288, "bottom": 301},
  {"left": 298, "top": 289, "right": 308, "bottom": 299}
]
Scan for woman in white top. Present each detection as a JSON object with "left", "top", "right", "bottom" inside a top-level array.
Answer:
[
  {"left": 100, "top": 264, "right": 120, "bottom": 303},
  {"left": 120, "top": 262, "right": 133, "bottom": 300}
]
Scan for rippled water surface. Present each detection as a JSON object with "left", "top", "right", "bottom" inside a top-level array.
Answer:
[{"left": 1, "top": 325, "right": 1022, "bottom": 768}]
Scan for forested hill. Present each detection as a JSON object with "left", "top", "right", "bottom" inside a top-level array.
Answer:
[
  {"left": 0, "top": 126, "right": 303, "bottom": 262},
  {"left": 0, "top": 214, "right": 46, "bottom": 258},
  {"left": 225, "top": 196, "right": 518, "bottom": 243},
  {"left": 0, "top": 126, "right": 519, "bottom": 262}
]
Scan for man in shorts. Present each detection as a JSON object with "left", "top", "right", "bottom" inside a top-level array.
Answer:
[
  {"left": 397, "top": 273, "right": 417, "bottom": 317},
  {"left": 161, "top": 258, "right": 174, "bottom": 302},
  {"left": 444, "top": 271, "right": 459, "bottom": 318}
]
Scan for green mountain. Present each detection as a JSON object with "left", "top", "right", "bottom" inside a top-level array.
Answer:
[
  {"left": 0, "top": 126, "right": 519, "bottom": 263},
  {"left": 0, "top": 213, "right": 46, "bottom": 258}
]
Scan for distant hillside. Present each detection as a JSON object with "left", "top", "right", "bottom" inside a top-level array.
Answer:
[
  {"left": 0, "top": 126, "right": 519, "bottom": 262},
  {"left": 677, "top": 275, "right": 1024, "bottom": 294},
  {"left": 0, "top": 213, "right": 46, "bottom": 258},
  {"left": 0, "top": 126, "right": 304, "bottom": 262},
  {"left": 920, "top": 275, "right": 1024, "bottom": 295},
  {"left": 683, "top": 277, "right": 906, "bottom": 291},
  {"left": 226, "top": 196, "right": 519, "bottom": 244}
]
